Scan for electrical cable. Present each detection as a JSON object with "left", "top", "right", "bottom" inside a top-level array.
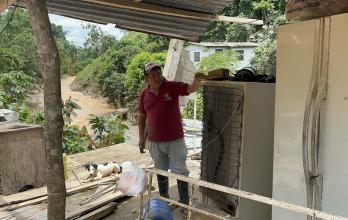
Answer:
[{"left": 203, "top": 97, "right": 243, "bottom": 149}]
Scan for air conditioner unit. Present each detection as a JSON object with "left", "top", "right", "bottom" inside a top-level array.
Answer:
[{"left": 200, "top": 81, "right": 275, "bottom": 220}]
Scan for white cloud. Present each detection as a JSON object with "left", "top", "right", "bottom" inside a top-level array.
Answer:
[{"left": 49, "top": 14, "right": 124, "bottom": 46}]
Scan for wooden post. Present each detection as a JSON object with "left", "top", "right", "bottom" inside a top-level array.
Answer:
[
  {"left": 25, "top": 0, "right": 66, "bottom": 219},
  {"left": 145, "top": 173, "right": 153, "bottom": 220}
]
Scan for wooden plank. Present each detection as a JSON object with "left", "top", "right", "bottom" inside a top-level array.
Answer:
[
  {"left": 148, "top": 168, "right": 348, "bottom": 220},
  {"left": 75, "top": 202, "right": 117, "bottom": 220},
  {"left": 216, "top": 16, "right": 264, "bottom": 25},
  {"left": 66, "top": 191, "right": 124, "bottom": 220},
  {"left": 156, "top": 196, "right": 227, "bottom": 220},
  {"left": 163, "top": 39, "right": 184, "bottom": 80},
  {"left": 86, "top": 0, "right": 264, "bottom": 25},
  {"left": 0, "top": 176, "right": 116, "bottom": 211},
  {"left": 0, "top": 203, "right": 47, "bottom": 220},
  {"left": 71, "top": 170, "right": 83, "bottom": 186}
]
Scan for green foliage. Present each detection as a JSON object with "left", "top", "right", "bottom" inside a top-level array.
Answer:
[
  {"left": 201, "top": 1, "right": 288, "bottom": 77},
  {"left": 100, "top": 72, "right": 128, "bottom": 107},
  {"left": 145, "top": 35, "right": 170, "bottom": 53},
  {"left": 82, "top": 24, "right": 117, "bottom": 60},
  {"left": 63, "top": 125, "right": 90, "bottom": 155},
  {"left": 63, "top": 97, "right": 81, "bottom": 125},
  {"left": 75, "top": 31, "right": 169, "bottom": 106},
  {"left": 182, "top": 91, "right": 203, "bottom": 120},
  {"left": 197, "top": 50, "right": 238, "bottom": 74},
  {"left": 51, "top": 23, "right": 80, "bottom": 75},
  {"left": 125, "top": 52, "right": 166, "bottom": 96},
  {"left": 202, "top": 0, "right": 286, "bottom": 42},
  {"left": 76, "top": 56, "right": 107, "bottom": 88},
  {"left": 89, "top": 115, "right": 107, "bottom": 141},
  {"left": 0, "top": 48, "right": 21, "bottom": 73},
  {"left": 0, "top": 71, "right": 35, "bottom": 103},
  {"left": 0, "top": 8, "right": 38, "bottom": 77},
  {"left": 183, "top": 50, "right": 238, "bottom": 120},
  {"left": 0, "top": 91, "right": 10, "bottom": 109},
  {"left": 250, "top": 40, "right": 277, "bottom": 75},
  {"left": 89, "top": 114, "right": 129, "bottom": 148},
  {"left": 61, "top": 98, "right": 92, "bottom": 155},
  {"left": 0, "top": 9, "right": 80, "bottom": 78},
  {"left": 7, "top": 102, "right": 45, "bottom": 124}
]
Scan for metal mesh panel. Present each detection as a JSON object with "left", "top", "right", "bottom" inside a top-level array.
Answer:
[{"left": 201, "top": 85, "right": 244, "bottom": 216}]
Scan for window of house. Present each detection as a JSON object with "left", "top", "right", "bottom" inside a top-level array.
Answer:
[
  {"left": 215, "top": 48, "right": 223, "bottom": 52},
  {"left": 235, "top": 50, "right": 244, "bottom": 61},
  {"left": 194, "top": 52, "right": 200, "bottom": 62}
]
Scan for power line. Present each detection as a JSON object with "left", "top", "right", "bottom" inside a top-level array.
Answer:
[{"left": 0, "top": 0, "right": 19, "bottom": 37}]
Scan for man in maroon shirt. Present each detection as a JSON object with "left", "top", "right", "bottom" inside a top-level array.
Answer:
[{"left": 138, "top": 62, "right": 203, "bottom": 205}]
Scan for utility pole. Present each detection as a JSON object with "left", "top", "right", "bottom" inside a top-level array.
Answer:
[{"left": 25, "top": 0, "right": 66, "bottom": 219}]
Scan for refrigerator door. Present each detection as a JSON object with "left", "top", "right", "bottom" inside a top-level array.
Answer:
[
  {"left": 272, "top": 19, "right": 320, "bottom": 220},
  {"left": 320, "top": 13, "right": 348, "bottom": 217}
]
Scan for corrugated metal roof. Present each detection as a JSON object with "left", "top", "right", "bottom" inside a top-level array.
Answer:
[
  {"left": 141, "top": 0, "right": 231, "bottom": 14},
  {"left": 188, "top": 42, "right": 260, "bottom": 48},
  {"left": 18, "top": 0, "right": 233, "bottom": 42}
]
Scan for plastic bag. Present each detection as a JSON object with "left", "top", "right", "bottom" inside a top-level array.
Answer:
[
  {"left": 286, "top": 0, "right": 348, "bottom": 21},
  {"left": 0, "top": 109, "right": 18, "bottom": 123},
  {"left": 121, "top": 161, "right": 139, "bottom": 173},
  {"left": 118, "top": 166, "right": 148, "bottom": 196}
]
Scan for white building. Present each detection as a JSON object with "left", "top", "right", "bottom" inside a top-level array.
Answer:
[{"left": 184, "top": 42, "right": 259, "bottom": 70}]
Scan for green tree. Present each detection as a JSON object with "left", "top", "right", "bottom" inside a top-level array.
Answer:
[
  {"left": 0, "top": 9, "right": 80, "bottom": 77},
  {"left": 89, "top": 114, "right": 128, "bottom": 148},
  {"left": 0, "top": 8, "right": 39, "bottom": 77},
  {"left": 0, "top": 71, "right": 35, "bottom": 103},
  {"left": 202, "top": 0, "right": 286, "bottom": 42},
  {"left": 197, "top": 50, "right": 238, "bottom": 74},
  {"left": 183, "top": 50, "right": 238, "bottom": 120},
  {"left": 125, "top": 51, "right": 166, "bottom": 96},
  {"left": 0, "top": 48, "right": 20, "bottom": 73},
  {"left": 250, "top": 40, "right": 276, "bottom": 75},
  {"left": 83, "top": 24, "right": 116, "bottom": 59}
]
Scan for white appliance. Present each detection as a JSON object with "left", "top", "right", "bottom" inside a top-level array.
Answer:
[
  {"left": 273, "top": 13, "right": 348, "bottom": 219},
  {"left": 201, "top": 81, "right": 275, "bottom": 220}
]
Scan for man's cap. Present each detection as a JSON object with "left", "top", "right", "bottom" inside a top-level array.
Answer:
[{"left": 144, "top": 62, "right": 161, "bottom": 75}]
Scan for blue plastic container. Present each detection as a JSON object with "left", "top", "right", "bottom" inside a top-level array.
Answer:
[{"left": 142, "top": 198, "right": 174, "bottom": 220}]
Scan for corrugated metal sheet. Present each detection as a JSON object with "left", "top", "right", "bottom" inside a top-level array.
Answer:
[
  {"left": 141, "top": 0, "right": 231, "bottom": 14},
  {"left": 18, "top": 0, "right": 233, "bottom": 42}
]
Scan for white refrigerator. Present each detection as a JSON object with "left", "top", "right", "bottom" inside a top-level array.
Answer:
[{"left": 273, "top": 13, "right": 348, "bottom": 219}]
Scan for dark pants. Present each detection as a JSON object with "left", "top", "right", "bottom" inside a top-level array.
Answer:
[{"left": 157, "top": 174, "right": 189, "bottom": 204}]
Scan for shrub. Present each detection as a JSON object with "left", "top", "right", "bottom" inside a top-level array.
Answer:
[{"left": 89, "top": 114, "right": 129, "bottom": 148}]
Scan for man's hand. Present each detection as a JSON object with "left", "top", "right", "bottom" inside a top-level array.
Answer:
[
  {"left": 138, "top": 112, "right": 147, "bottom": 154},
  {"left": 188, "top": 73, "right": 205, "bottom": 94},
  {"left": 138, "top": 139, "right": 146, "bottom": 153}
]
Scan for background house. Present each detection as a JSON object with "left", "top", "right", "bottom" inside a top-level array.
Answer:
[{"left": 184, "top": 42, "right": 259, "bottom": 70}]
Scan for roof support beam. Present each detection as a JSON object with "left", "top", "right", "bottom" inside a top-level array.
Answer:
[{"left": 84, "top": 0, "right": 264, "bottom": 25}]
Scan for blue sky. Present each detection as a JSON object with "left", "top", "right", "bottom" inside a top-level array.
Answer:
[{"left": 48, "top": 14, "right": 124, "bottom": 46}]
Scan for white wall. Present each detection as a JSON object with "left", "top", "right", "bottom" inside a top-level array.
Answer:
[{"left": 184, "top": 44, "right": 257, "bottom": 71}]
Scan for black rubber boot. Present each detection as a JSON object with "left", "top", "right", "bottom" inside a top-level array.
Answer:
[
  {"left": 177, "top": 180, "right": 189, "bottom": 205},
  {"left": 157, "top": 174, "right": 169, "bottom": 198}
]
